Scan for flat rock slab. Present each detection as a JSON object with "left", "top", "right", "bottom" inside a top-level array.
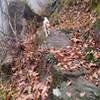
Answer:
[{"left": 39, "top": 29, "right": 71, "bottom": 49}]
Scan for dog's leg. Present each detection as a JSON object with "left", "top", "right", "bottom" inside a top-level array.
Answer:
[{"left": 43, "top": 25, "right": 48, "bottom": 37}]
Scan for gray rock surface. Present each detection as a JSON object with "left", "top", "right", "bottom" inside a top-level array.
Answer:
[{"left": 39, "top": 29, "right": 71, "bottom": 49}]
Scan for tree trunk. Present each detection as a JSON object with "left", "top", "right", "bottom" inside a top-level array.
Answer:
[{"left": 0, "top": 0, "right": 9, "bottom": 34}]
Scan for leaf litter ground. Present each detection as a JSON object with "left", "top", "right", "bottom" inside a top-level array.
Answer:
[{"left": 0, "top": 1, "right": 100, "bottom": 100}]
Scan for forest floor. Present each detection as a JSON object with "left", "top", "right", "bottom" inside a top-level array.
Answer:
[{"left": 0, "top": 0, "right": 100, "bottom": 100}]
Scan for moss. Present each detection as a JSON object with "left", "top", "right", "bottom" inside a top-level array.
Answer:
[
  {"left": 93, "top": 19, "right": 100, "bottom": 30},
  {"left": 88, "top": 0, "right": 100, "bottom": 16}
]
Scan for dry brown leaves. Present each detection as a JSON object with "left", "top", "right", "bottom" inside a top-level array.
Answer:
[
  {"left": 2, "top": 1, "right": 100, "bottom": 100},
  {"left": 52, "top": 0, "right": 95, "bottom": 30},
  {"left": 50, "top": 47, "right": 84, "bottom": 71},
  {"left": 7, "top": 25, "right": 52, "bottom": 100}
]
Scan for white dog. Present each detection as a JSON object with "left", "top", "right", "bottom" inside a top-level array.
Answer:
[{"left": 43, "top": 17, "right": 51, "bottom": 37}]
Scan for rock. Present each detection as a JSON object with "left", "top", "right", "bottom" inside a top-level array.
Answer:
[
  {"left": 53, "top": 88, "right": 61, "bottom": 97},
  {"left": 48, "top": 73, "right": 100, "bottom": 100},
  {"left": 26, "top": 0, "right": 57, "bottom": 16},
  {"left": 39, "top": 29, "right": 71, "bottom": 49}
]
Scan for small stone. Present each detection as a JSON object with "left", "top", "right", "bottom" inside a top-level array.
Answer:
[{"left": 53, "top": 88, "right": 61, "bottom": 97}]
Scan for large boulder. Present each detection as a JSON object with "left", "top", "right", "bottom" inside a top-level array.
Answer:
[{"left": 26, "top": 0, "right": 57, "bottom": 15}]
